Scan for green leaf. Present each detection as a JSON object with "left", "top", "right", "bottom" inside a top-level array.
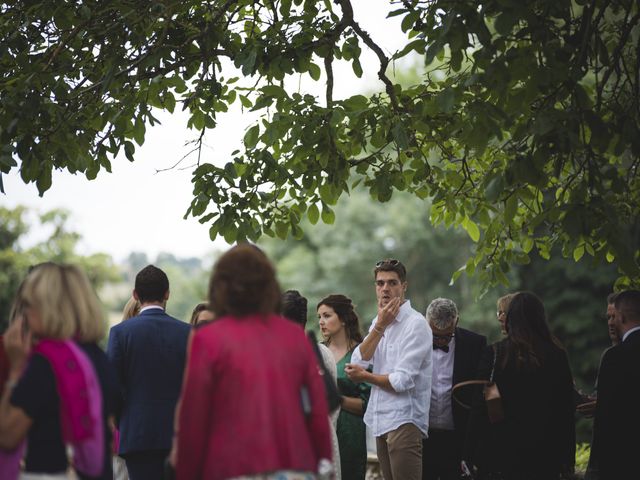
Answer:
[
  {"left": 164, "top": 92, "right": 176, "bottom": 113},
  {"left": 573, "top": 245, "right": 585, "bottom": 262},
  {"left": 239, "top": 94, "right": 252, "bottom": 108},
  {"left": 133, "top": 117, "right": 145, "bottom": 146},
  {"left": 321, "top": 205, "right": 335, "bottom": 224},
  {"left": 504, "top": 195, "right": 517, "bottom": 225},
  {"left": 343, "top": 95, "right": 369, "bottom": 111},
  {"left": 392, "top": 121, "right": 410, "bottom": 149},
  {"left": 309, "top": 62, "right": 321, "bottom": 81},
  {"left": 462, "top": 217, "right": 480, "bottom": 242},
  {"left": 307, "top": 203, "right": 319, "bottom": 224},
  {"left": 261, "top": 85, "right": 287, "bottom": 97},
  {"left": 275, "top": 221, "right": 288, "bottom": 240},
  {"left": 436, "top": 89, "right": 455, "bottom": 113},
  {"left": 244, "top": 125, "right": 260, "bottom": 148},
  {"left": 352, "top": 58, "right": 363, "bottom": 78}
]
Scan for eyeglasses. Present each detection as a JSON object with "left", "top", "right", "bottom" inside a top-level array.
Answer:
[
  {"left": 376, "top": 259, "right": 400, "bottom": 267},
  {"left": 497, "top": 310, "right": 505, "bottom": 317}
]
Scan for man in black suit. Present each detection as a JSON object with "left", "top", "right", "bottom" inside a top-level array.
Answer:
[
  {"left": 422, "top": 298, "right": 486, "bottom": 480},
  {"left": 590, "top": 289, "right": 640, "bottom": 479},
  {"left": 107, "top": 265, "right": 191, "bottom": 480}
]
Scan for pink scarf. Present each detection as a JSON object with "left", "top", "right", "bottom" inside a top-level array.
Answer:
[
  {"left": 0, "top": 339, "right": 104, "bottom": 479},
  {"left": 33, "top": 339, "right": 105, "bottom": 476}
]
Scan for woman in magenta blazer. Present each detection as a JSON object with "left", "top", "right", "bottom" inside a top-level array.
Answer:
[{"left": 176, "top": 245, "right": 332, "bottom": 480}]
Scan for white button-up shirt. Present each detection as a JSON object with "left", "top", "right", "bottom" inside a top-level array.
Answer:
[
  {"left": 429, "top": 337, "right": 455, "bottom": 430},
  {"left": 351, "top": 300, "right": 432, "bottom": 437}
]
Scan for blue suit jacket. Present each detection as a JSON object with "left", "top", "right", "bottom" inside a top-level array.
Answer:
[{"left": 107, "top": 307, "right": 191, "bottom": 454}]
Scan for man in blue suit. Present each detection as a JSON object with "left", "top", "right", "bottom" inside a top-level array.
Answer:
[{"left": 107, "top": 265, "right": 191, "bottom": 480}]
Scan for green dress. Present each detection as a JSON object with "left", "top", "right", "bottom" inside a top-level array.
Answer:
[{"left": 336, "top": 347, "right": 371, "bottom": 480}]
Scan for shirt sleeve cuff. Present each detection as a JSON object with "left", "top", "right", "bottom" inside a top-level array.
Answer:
[
  {"left": 388, "top": 371, "right": 413, "bottom": 392},
  {"left": 350, "top": 345, "right": 370, "bottom": 368}
]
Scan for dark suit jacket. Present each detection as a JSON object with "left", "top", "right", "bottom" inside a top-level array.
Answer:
[
  {"left": 450, "top": 327, "right": 487, "bottom": 453},
  {"left": 591, "top": 328, "right": 640, "bottom": 478},
  {"left": 464, "top": 339, "right": 576, "bottom": 476},
  {"left": 107, "top": 308, "right": 191, "bottom": 454}
]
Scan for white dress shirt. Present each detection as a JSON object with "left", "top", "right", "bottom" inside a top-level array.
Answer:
[
  {"left": 351, "top": 300, "right": 433, "bottom": 437},
  {"left": 429, "top": 337, "right": 455, "bottom": 430}
]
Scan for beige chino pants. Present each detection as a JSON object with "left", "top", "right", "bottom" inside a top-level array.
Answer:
[{"left": 376, "top": 422, "right": 423, "bottom": 480}]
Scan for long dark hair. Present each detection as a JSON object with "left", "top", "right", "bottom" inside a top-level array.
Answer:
[
  {"left": 317, "top": 294, "right": 363, "bottom": 347},
  {"left": 502, "top": 291, "right": 563, "bottom": 370}
]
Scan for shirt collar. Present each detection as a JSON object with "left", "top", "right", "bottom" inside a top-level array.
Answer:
[
  {"left": 140, "top": 305, "right": 164, "bottom": 314},
  {"left": 395, "top": 300, "right": 412, "bottom": 323},
  {"left": 622, "top": 325, "right": 640, "bottom": 342}
]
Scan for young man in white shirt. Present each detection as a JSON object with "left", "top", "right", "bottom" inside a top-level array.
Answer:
[{"left": 346, "top": 259, "right": 432, "bottom": 480}]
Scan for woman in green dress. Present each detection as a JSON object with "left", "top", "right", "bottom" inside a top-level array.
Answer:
[{"left": 318, "top": 294, "right": 371, "bottom": 480}]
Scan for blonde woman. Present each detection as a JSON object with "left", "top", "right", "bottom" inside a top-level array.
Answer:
[
  {"left": 0, "top": 263, "right": 117, "bottom": 479},
  {"left": 496, "top": 293, "right": 515, "bottom": 335}
]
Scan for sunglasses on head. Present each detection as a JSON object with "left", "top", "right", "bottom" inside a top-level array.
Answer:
[{"left": 375, "top": 259, "right": 400, "bottom": 267}]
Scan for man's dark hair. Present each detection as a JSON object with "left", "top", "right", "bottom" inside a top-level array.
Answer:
[
  {"left": 373, "top": 258, "right": 407, "bottom": 283},
  {"left": 614, "top": 290, "right": 640, "bottom": 322},
  {"left": 607, "top": 292, "right": 619, "bottom": 304},
  {"left": 134, "top": 265, "right": 169, "bottom": 303},
  {"left": 281, "top": 290, "right": 308, "bottom": 328}
]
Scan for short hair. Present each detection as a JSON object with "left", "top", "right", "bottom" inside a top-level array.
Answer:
[
  {"left": 426, "top": 298, "right": 458, "bottom": 330},
  {"left": 497, "top": 293, "right": 515, "bottom": 312},
  {"left": 208, "top": 244, "right": 281, "bottom": 318},
  {"left": 190, "top": 302, "right": 210, "bottom": 326},
  {"left": 316, "top": 294, "right": 363, "bottom": 345},
  {"left": 134, "top": 265, "right": 169, "bottom": 303},
  {"left": 606, "top": 292, "right": 619, "bottom": 305},
  {"left": 281, "top": 290, "right": 308, "bottom": 328},
  {"left": 614, "top": 290, "right": 640, "bottom": 322},
  {"left": 20, "top": 262, "right": 105, "bottom": 342},
  {"left": 121, "top": 297, "right": 141, "bottom": 321},
  {"left": 373, "top": 259, "right": 407, "bottom": 283}
]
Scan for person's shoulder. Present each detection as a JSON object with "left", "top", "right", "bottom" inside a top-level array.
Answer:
[
  {"left": 166, "top": 314, "right": 190, "bottom": 328},
  {"left": 457, "top": 327, "right": 486, "bottom": 342}
]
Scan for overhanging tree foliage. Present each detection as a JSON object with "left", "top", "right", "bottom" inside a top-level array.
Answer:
[{"left": 1, "top": 0, "right": 638, "bottom": 287}]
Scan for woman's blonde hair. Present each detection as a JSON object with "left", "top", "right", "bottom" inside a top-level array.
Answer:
[
  {"left": 497, "top": 293, "right": 516, "bottom": 313},
  {"left": 20, "top": 262, "right": 106, "bottom": 342},
  {"left": 122, "top": 296, "right": 141, "bottom": 321}
]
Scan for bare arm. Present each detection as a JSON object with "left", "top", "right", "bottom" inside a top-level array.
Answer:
[
  {"left": 0, "top": 317, "right": 33, "bottom": 449},
  {"left": 345, "top": 364, "right": 395, "bottom": 392},
  {"left": 0, "top": 372, "right": 32, "bottom": 449},
  {"left": 340, "top": 396, "right": 364, "bottom": 415}
]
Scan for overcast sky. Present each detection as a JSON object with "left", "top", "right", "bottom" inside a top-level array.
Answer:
[{"left": 1, "top": 2, "right": 409, "bottom": 262}]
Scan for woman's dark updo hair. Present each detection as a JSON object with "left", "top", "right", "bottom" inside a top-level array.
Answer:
[
  {"left": 209, "top": 244, "right": 281, "bottom": 318},
  {"left": 281, "top": 290, "right": 308, "bottom": 328},
  {"left": 503, "top": 291, "right": 563, "bottom": 370},
  {"left": 317, "top": 294, "right": 363, "bottom": 346}
]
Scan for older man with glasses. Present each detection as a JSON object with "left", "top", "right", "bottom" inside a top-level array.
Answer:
[
  {"left": 346, "top": 259, "right": 432, "bottom": 480},
  {"left": 423, "top": 298, "right": 486, "bottom": 480}
]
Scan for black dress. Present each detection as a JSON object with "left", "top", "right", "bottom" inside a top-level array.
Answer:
[{"left": 463, "top": 340, "right": 575, "bottom": 479}]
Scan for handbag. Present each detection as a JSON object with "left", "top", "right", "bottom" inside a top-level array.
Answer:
[
  {"left": 451, "top": 344, "right": 504, "bottom": 424},
  {"left": 484, "top": 344, "right": 504, "bottom": 424}
]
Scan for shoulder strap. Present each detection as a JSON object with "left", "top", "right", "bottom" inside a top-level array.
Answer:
[{"left": 489, "top": 343, "right": 498, "bottom": 383}]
